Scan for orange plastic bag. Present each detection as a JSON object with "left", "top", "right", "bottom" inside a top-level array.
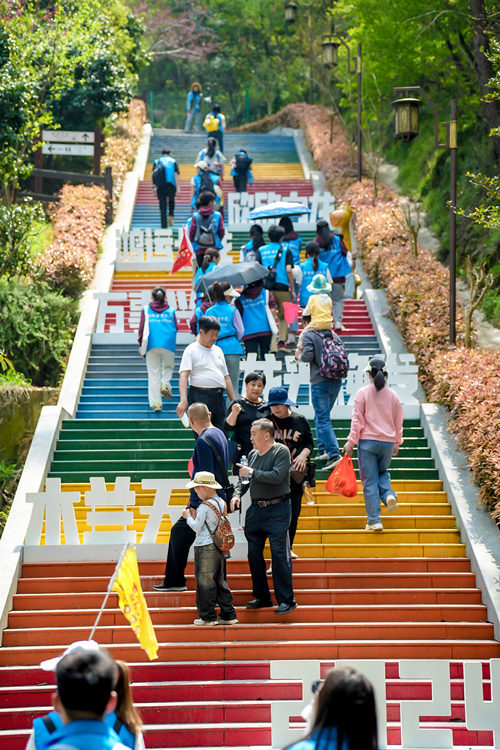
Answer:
[{"left": 324, "top": 455, "right": 358, "bottom": 497}]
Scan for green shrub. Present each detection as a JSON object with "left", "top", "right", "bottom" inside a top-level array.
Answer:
[
  {"left": 482, "top": 289, "right": 500, "bottom": 328},
  {"left": 0, "top": 279, "right": 78, "bottom": 386}
]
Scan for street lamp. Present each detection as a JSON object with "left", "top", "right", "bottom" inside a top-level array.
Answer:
[
  {"left": 392, "top": 86, "right": 458, "bottom": 345},
  {"left": 284, "top": 1, "right": 313, "bottom": 104},
  {"left": 323, "top": 33, "right": 363, "bottom": 181},
  {"left": 284, "top": 0, "right": 298, "bottom": 23}
]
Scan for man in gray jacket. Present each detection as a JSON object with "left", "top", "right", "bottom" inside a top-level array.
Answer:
[{"left": 231, "top": 418, "right": 296, "bottom": 615}]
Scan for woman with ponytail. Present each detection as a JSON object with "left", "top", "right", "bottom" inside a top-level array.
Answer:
[
  {"left": 138, "top": 287, "right": 178, "bottom": 412},
  {"left": 344, "top": 358, "right": 403, "bottom": 531}
]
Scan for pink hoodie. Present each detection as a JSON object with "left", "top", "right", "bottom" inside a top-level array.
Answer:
[{"left": 346, "top": 383, "right": 404, "bottom": 448}]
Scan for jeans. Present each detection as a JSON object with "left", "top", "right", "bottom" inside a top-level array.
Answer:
[
  {"left": 311, "top": 380, "right": 342, "bottom": 458},
  {"left": 145, "top": 348, "right": 174, "bottom": 408},
  {"left": 188, "top": 385, "right": 226, "bottom": 430},
  {"left": 194, "top": 543, "right": 236, "bottom": 621},
  {"left": 157, "top": 184, "right": 177, "bottom": 227},
  {"left": 244, "top": 499, "right": 295, "bottom": 606},
  {"left": 357, "top": 439, "right": 396, "bottom": 524},
  {"left": 162, "top": 516, "right": 196, "bottom": 587},
  {"left": 224, "top": 353, "right": 241, "bottom": 398},
  {"left": 185, "top": 110, "right": 201, "bottom": 132},
  {"left": 244, "top": 335, "right": 272, "bottom": 360}
]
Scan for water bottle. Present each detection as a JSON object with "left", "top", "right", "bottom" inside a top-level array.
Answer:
[
  {"left": 180, "top": 412, "right": 190, "bottom": 428},
  {"left": 240, "top": 455, "right": 249, "bottom": 485}
]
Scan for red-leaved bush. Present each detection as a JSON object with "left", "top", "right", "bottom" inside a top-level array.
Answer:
[{"left": 257, "top": 103, "right": 499, "bottom": 515}]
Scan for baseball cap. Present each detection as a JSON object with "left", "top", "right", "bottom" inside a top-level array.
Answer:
[{"left": 40, "top": 639, "right": 101, "bottom": 671}]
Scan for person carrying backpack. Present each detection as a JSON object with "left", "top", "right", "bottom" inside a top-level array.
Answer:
[
  {"left": 230, "top": 148, "right": 253, "bottom": 192},
  {"left": 203, "top": 104, "right": 226, "bottom": 152},
  {"left": 152, "top": 148, "right": 180, "bottom": 228},
  {"left": 191, "top": 160, "right": 223, "bottom": 210},
  {"left": 298, "top": 280, "right": 349, "bottom": 471},
  {"left": 189, "top": 191, "right": 225, "bottom": 266},
  {"left": 195, "top": 137, "right": 226, "bottom": 178}
]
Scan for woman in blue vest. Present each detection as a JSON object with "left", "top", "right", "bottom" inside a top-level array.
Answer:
[
  {"left": 138, "top": 287, "right": 178, "bottom": 412},
  {"left": 258, "top": 224, "right": 296, "bottom": 353},
  {"left": 184, "top": 82, "right": 203, "bottom": 133},
  {"left": 297, "top": 241, "right": 331, "bottom": 309},
  {"left": 236, "top": 280, "right": 278, "bottom": 359},
  {"left": 279, "top": 216, "right": 303, "bottom": 264},
  {"left": 195, "top": 137, "right": 225, "bottom": 178},
  {"left": 240, "top": 224, "right": 265, "bottom": 262},
  {"left": 190, "top": 161, "right": 223, "bottom": 210},
  {"left": 194, "top": 249, "right": 219, "bottom": 305},
  {"left": 205, "top": 281, "right": 244, "bottom": 395},
  {"left": 315, "top": 219, "right": 352, "bottom": 331}
]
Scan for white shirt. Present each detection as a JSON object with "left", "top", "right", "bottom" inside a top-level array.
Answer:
[{"left": 180, "top": 341, "right": 228, "bottom": 388}]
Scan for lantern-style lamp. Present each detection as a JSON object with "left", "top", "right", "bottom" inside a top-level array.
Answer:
[
  {"left": 392, "top": 96, "right": 422, "bottom": 142},
  {"left": 284, "top": 0, "right": 298, "bottom": 23},
  {"left": 321, "top": 34, "right": 340, "bottom": 68}
]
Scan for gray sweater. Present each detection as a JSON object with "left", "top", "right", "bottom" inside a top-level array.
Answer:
[
  {"left": 237, "top": 442, "right": 291, "bottom": 500},
  {"left": 301, "top": 328, "right": 330, "bottom": 384}
]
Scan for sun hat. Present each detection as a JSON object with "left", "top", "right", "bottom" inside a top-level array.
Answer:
[
  {"left": 306, "top": 273, "right": 331, "bottom": 293},
  {"left": 364, "top": 357, "right": 388, "bottom": 374},
  {"left": 186, "top": 471, "right": 222, "bottom": 489},
  {"left": 195, "top": 159, "right": 208, "bottom": 170},
  {"left": 40, "top": 639, "right": 101, "bottom": 671},
  {"left": 224, "top": 285, "right": 240, "bottom": 298},
  {"left": 260, "top": 386, "right": 296, "bottom": 408}
]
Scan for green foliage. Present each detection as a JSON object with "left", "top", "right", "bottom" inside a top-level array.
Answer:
[
  {"left": 0, "top": 279, "right": 77, "bottom": 386},
  {"left": 482, "top": 288, "right": 500, "bottom": 327},
  {"left": 0, "top": 200, "right": 44, "bottom": 278},
  {"left": 0, "top": 367, "right": 31, "bottom": 386},
  {"left": 0, "top": 460, "right": 16, "bottom": 482}
]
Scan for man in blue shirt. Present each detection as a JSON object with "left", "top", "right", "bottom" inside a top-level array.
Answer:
[{"left": 152, "top": 148, "right": 180, "bottom": 228}]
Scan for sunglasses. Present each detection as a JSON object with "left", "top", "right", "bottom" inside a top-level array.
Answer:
[{"left": 311, "top": 679, "right": 323, "bottom": 694}]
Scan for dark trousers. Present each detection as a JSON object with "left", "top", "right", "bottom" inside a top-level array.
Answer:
[
  {"left": 195, "top": 251, "right": 205, "bottom": 268},
  {"left": 233, "top": 173, "right": 248, "bottom": 192},
  {"left": 244, "top": 335, "right": 272, "bottom": 360},
  {"left": 162, "top": 516, "right": 196, "bottom": 587},
  {"left": 188, "top": 385, "right": 226, "bottom": 430},
  {"left": 213, "top": 130, "right": 223, "bottom": 152},
  {"left": 194, "top": 543, "right": 236, "bottom": 621},
  {"left": 244, "top": 499, "right": 295, "bottom": 606},
  {"left": 289, "top": 479, "right": 304, "bottom": 547},
  {"left": 157, "top": 184, "right": 177, "bottom": 228}
]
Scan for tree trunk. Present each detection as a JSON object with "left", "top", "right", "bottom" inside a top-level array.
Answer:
[{"left": 469, "top": 0, "right": 500, "bottom": 163}]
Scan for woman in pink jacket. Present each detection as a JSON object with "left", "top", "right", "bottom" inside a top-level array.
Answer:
[{"left": 344, "top": 357, "right": 404, "bottom": 531}]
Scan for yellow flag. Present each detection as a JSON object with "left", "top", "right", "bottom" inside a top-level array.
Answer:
[{"left": 112, "top": 546, "right": 158, "bottom": 660}]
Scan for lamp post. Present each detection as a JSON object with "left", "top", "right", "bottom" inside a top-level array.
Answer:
[
  {"left": 321, "top": 32, "right": 362, "bottom": 181},
  {"left": 392, "top": 86, "right": 458, "bottom": 345},
  {"left": 284, "top": 1, "right": 314, "bottom": 105}
]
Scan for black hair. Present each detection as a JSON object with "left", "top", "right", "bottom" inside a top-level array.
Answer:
[
  {"left": 368, "top": 357, "right": 388, "bottom": 391},
  {"left": 305, "top": 240, "right": 320, "bottom": 272},
  {"left": 268, "top": 224, "right": 285, "bottom": 243},
  {"left": 198, "top": 315, "right": 221, "bottom": 332},
  {"left": 212, "top": 104, "right": 221, "bottom": 114},
  {"left": 199, "top": 190, "right": 216, "bottom": 207},
  {"left": 316, "top": 219, "right": 329, "bottom": 232},
  {"left": 285, "top": 667, "right": 378, "bottom": 750},
  {"left": 249, "top": 224, "right": 265, "bottom": 251},
  {"left": 56, "top": 649, "right": 116, "bottom": 719},
  {"left": 249, "top": 224, "right": 264, "bottom": 238},
  {"left": 279, "top": 216, "right": 294, "bottom": 235},
  {"left": 161, "top": 148, "right": 171, "bottom": 155},
  {"left": 245, "top": 370, "right": 266, "bottom": 386},
  {"left": 206, "top": 137, "right": 217, "bottom": 157},
  {"left": 152, "top": 286, "right": 166, "bottom": 303},
  {"left": 211, "top": 281, "right": 230, "bottom": 303}
]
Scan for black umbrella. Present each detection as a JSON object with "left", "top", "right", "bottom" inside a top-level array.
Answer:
[{"left": 194, "top": 262, "right": 269, "bottom": 292}]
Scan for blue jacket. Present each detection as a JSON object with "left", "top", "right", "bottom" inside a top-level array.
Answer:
[
  {"left": 44, "top": 718, "right": 128, "bottom": 750},
  {"left": 191, "top": 173, "right": 221, "bottom": 208},
  {"left": 299, "top": 257, "right": 329, "bottom": 307},
  {"left": 186, "top": 90, "right": 202, "bottom": 113},
  {"left": 146, "top": 305, "right": 177, "bottom": 353},
  {"left": 34, "top": 711, "right": 135, "bottom": 750},
  {"left": 205, "top": 301, "right": 243, "bottom": 355},
  {"left": 190, "top": 427, "right": 229, "bottom": 508},
  {"left": 191, "top": 211, "right": 223, "bottom": 252},
  {"left": 319, "top": 236, "right": 351, "bottom": 279},
  {"left": 259, "top": 241, "right": 290, "bottom": 287},
  {"left": 155, "top": 155, "right": 177, "bottom": 187},
  {"left": 238, "top": 288, "right": 272, "bottom": 338}
]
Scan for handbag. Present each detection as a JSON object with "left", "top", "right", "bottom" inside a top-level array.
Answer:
[
  {"left": 290, "top": 458, "right": 316, "bottom": 486},
  {"left": 324, "top": 455, "right": 358, "bottom": 497},
  {"left": 262, "top": 246, "right": 284, "bottom": 290},
  {"left": 201, "top": 435, "right": 235, "bottom": 502}
]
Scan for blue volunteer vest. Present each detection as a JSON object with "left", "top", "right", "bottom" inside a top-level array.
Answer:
[
  {"left": 191, "top": 173, "right": 221, "bottom": 208},
  {"left": 299, "top": 257, "right": 329, "bottom": 307},
  {"left": 34, "top": 711, "right": 135, "bottom": 750},
  {"left": 158, "top": 155, "right": 177, "bottom": 186},
  {"left": 259, "top": 241, "right": 289, "bottom": 287},
  {"left": 283, "top": 236, "right": 302, "bottom": 264},
  {"left": 194, "top": 261, "right": 216, "bottom": 302},
  {"left": 319, "top": 236, "right": 351, "bottom": 278},
  {"left": 239, "top": 288, "right": 271, "bottom": 337},
  {"left": 205, "top": 301, "right": 243, "bottom": 355},
  {"left": 146, "top": 306, "right": 177, "bottom": 353},
  {"left": 191, "top": 211, "right": 223, "bottom": 250},
  {"left": 187, "top": 90, "right": 202, "bottom": 112}
]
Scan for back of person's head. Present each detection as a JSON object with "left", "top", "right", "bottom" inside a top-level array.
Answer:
[
  {"left": 188, "top": 402, "right": 211, "bottom": 425},
  {"left": 245, "top": 370, "right": 266, "bottom": 386},
  {"left": 199, "top": 190, "right": 215, "bottom": 207},
  {"left": 115, "top": 659, "right": 143, "bottom": 735},
  {"left": 161, "top": 148, "right": 171, "bottom": 155},
  {"left": 305, "top": 667, "right": 378, "bottom": 750},
  {"left": 279, "top": 216, "right": 293, "bottom": 234},
  {"left": 268, "top": 224, "right": 285, "bottom": 243},
  {"left": 152, "top": 286, "right": 166, "bottom": 304},
  {"left": 212, "top": 104, "right": 221, "bottom": 114},
  {"left": 198, "top": 315, "right": 221, "bottom": 333},
  {"left": 56, "top": 649, "right": 117, "bottom": 720},
  {"left": 317, "top": 219, "right": 329, "bottom": 233},
  {"left": 211, "top": 281, "right": 229, "bottom": 303},
  {"left": 249, "top": 224, "right": 263, "bottom": 239},
  {"left": 368, "top": 357, "right": 388, "bottom": 391},
  {"left": 305, "top": 241, "right": 320, "bottom": 271},
  {"left": 206, "top": 137, "right": 217, "bottom": 156}
]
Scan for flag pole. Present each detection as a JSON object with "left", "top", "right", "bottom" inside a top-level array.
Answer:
[{"left": 89, "top": 542, "right": 131, "bottom": 640}]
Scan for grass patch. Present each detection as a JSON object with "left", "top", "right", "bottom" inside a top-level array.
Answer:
[{"left": 30, "top": 220, "right": 54, "bottom": 258}]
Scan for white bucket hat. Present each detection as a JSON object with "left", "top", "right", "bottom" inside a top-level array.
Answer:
[
  {"left": 186, "top": 471, "right": 222, "bottom": 489},
  {"left": 40, "top": 639, "right": 101, "bottom": 671}
]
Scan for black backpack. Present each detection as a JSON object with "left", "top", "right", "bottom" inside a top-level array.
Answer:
[
  {"left": 199, "top": 171, "right": 215, "bottom": 194},
  {"left": 195, "top": 214, "right": 216, "bottom": 247},
  {"left": 235, "top": 151, "right": 252, "bottom": 174},
  {"left": 152, "top": 161, "right": 167, "bottom": 189}
]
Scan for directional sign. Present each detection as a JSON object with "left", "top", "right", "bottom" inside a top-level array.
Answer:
[
  {"left": 42, "top": 143, "right": 94, "bottom": 156},
  {"left": 42, "top": 130, "right": 95, "bottom": 143}
]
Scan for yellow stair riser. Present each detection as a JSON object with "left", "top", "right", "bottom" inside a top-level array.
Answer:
[
  {"left": 144, "top": 163, "right": 305, "bottom": 180},
  {"left": 301, "top": 503, "right": 451, "bottom": 516}
]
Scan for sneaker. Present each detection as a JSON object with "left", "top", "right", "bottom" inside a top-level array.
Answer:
[
  {"left": 386, "top": 493, "right": 398, "bottom": 512},
  {"left": 316, "top": 451, "right": 330, "bottom": 461},
  {"left": 365, "top": 522, "right": 383, "bottom": 531},
  {"left": 324, "top": 455, "right": 342, "bottom": 471},
  {"left": 168, "top": 216, "right": 174, "bottom": 226},
  {"left": 153, "top": 584, "right": 187, "bottom": 592},
  {"left": 161, "top": 383, "right": 172, "bottom": 398},
  {"left": 290, "top": 550, "right": 298, "bottom": 559},
  {"left": 335, "top": 323, "right": 347, "bottom": 331},
  {"left": 153, "top": 404, "right": 162, "bottom": 412},
  {"left": 267, "top": 562, "right": 272, "bottom": 574},
  {"left": 194, "top": 618, "right": 219, "bottom": 626},
  {"left": 277, "top": 342, "right": 291, "bottom": 354},
  {"left": 218, "top": 617, "right": 239, "bottom": 625}
]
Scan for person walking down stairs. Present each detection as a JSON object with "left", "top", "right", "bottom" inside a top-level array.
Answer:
[
  {"left": 344, "top": 357, "right": 404, "bottom": 531},
  {"left": 138, "top": 287, "right": 178, "bottom": 412}
]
